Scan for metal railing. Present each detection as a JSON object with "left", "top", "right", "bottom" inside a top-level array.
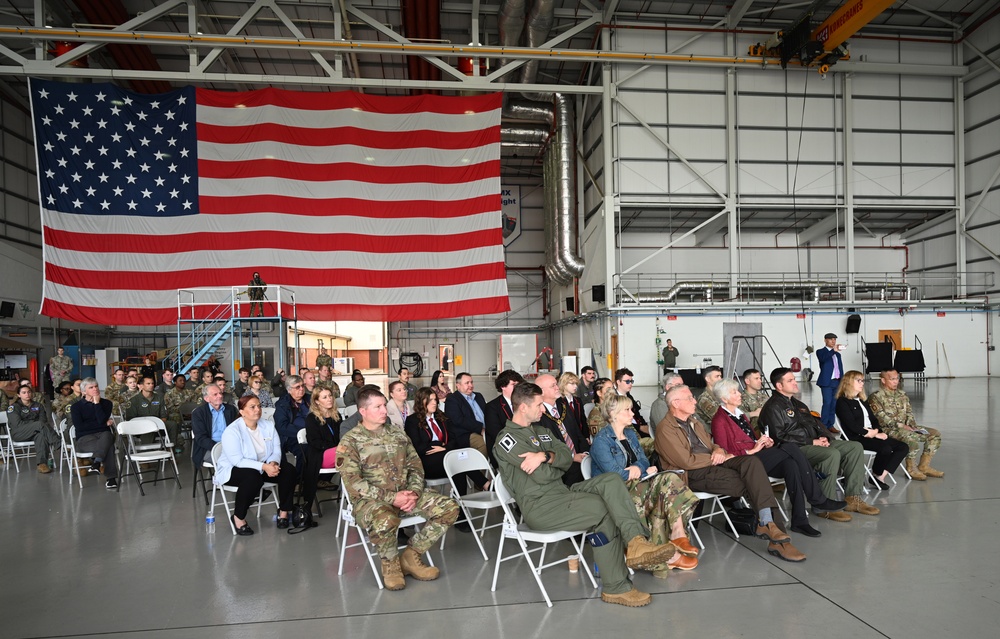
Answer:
[{"left": 616, "top": 272, "right": 994, "bottom": 305}]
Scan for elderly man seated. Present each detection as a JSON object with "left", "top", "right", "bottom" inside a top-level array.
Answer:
[
  {"left": 655, "top": 384, "right": 806, "bottom": 562},
  {"left": 758, "top": 367, "right": 879, "bottom": 522},
  {"left": 867, "top": 369, "right": 943, "bottom": 480}
]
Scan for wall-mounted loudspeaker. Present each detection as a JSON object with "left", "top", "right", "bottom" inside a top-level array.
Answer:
[
  {"left": 845, "top": 314, "right": 862, "bottom": 334},
  {"left": 592, "top": 285, "right": 605, "bottom": 303}
]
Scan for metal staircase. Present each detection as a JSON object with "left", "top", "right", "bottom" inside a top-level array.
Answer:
[{"left": 165, "top": 286, "right": 296, "bottom": 377}]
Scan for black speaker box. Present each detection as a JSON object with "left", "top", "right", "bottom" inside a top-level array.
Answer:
[
  {"left": 0, "top": 301, "right": 14, "bottom": 318},
  {"left": 846, "top": 314, "right": 862, "bottom": 334},
  {"left": 592, "top": 285, "right": 605, "bottom": 303},
  {"left": 566, "top": 297, "right": 575, "bottom": 313}
]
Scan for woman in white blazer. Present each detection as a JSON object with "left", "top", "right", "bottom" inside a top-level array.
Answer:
[
  {"left": 385, "top": 381, "right": 413, "bottom": 428},
  {"left": 214, "top": 395, "right": 298, "bottom": 535}
]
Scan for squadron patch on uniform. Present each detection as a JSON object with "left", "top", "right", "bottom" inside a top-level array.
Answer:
[
  {"left": 786, "top": 409, "right": 795, "bottom": 417},
  {"left": 498, "top": 433, "right": 517, "bottom": 453},
  {"left": 538, "top": 434, "right": 552, "bottom": 443},
  {"left": 6, "top": 406, "right": 12, "bottom": 413},
  {"left": 529, "top": 436, "right": 540, "bottom": 446}
]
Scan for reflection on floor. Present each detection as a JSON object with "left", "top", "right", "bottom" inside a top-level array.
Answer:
[{"left": 1, "top": 378, "right": 995, "bottom": 639}]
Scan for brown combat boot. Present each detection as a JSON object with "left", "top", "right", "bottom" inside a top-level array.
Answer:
[
  {"left": 918, "top": 453, "right": 944, "bottom": 478},
  {"left": 845, "top": 495, "right": 880, "bottom": 516},
  {"left": 815, "top": 510, "right": 852, "bottom": 522},
  {"left": 381, "top": 557, "right": 405, "bottom": 591},
  {"left": 400, "top": 547, "right": 440, "bottom": 581},
  {"left": 768, "top": 541, "right": 807, "bottom": 562},
  {"left": 601, "top": 587, "right": 652, "bottom": 607},
  {"left": 625, "top": 536, "right": 675, "bottom": 570},
  {"left": 906, "top": 458, "right": 927, "bottom": 481},
  {"left": 37, "top": 463, "right": 52, "bottom": 474}
]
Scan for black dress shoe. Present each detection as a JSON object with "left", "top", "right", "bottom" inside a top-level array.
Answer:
[
  {"left": 813, "top": 498, "right": 848, "bottom": 512},
  {"left": 232, "top": 515, "right": 254, "bottom": 536},
  {"left": 455, "top": 520, "right": 472, "bottom": 534},
  {"left": 790, "top": 523, "right": 822, "bottom": 538},
  {"left": 869, "top": 477, "right": 890, "bottom": 490},
  {"left": 276, "top": 516, "right": 290, "bottom": 530}
]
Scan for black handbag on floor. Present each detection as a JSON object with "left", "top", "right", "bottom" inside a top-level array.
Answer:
[
  {"left": 287, "top": 503, "right": 318, "bottom": 534},
  {"left": 727, "top": 507, "right": 758, "bottom": 536}
]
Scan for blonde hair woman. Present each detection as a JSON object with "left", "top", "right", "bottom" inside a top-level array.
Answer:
[
  {"left": 835, "top": 370, "right": 908, "bottom": 490},
  {"left": 589, "top": 394, "right": 700, "bottom": 576}
]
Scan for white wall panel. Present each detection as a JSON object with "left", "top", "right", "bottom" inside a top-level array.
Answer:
[
  {"left": 901, "top": 167, "right": 954, "bottom": 198},
  {"left": 738, "top": 164, "right": 787, "bottom": 195},
  {"left": 900, "top": 133, "right": 953, "bottom": 164},
  {"left": 853, "top": 98, "right": 901, "bottom": 129},
  {"left": 901, "top": 101, "right": 953, "bottom": 130},
  {"left": 851, "top": 74, "right": 900, "bottom": 96},
  {"left": 900, "top": 75, "right": 953, "bottom": 99},
  {"left": 852, "top": 39, "right": 901, "bottom": 63},
  {"left": 736, "top": 69, "right": 789, "bottom": 93},
  {"left": 617, "top": 91, "right": 670, "bottom": 126},
  {"left": 898, "top": 41, "right": 954, "bottom": 67},
  {"left": 618, "top": 125, "right": 668, "bottom": 160},
  {"left": 664, "top": 31, "right": 725, "bottom": 55},
  {"left": 738, "top": 130, "right": 788, "bottom": 162},
  {"left": 620, "top": 66, "right": 668, "bottom": 91},
  {"left": 787, "top": 131, "right": 839, "bottom": 163},
  {"left": 665, "top": 66, "right": 725, "bottom": 91},
  {"left": 669, "top": 161, "right": 726, "bottom": 195},
  {"left": 965, "top": 121, "right": 1000, "bottom": 164},
  {"left": 614, "top": 28, "right": 666, "bottom": 53},
  {"left": 783, "top": 96, "right": 838, "bottom": 128},
  {"left": 966, "top": 84, "right": 1000, "bottom": 125},
  {"left": 853, "top": 166, "right": 901, "bottom": 197},
  {"left": 620, "top": 160, "right": 672, "bottom": 194},
  {"left": 666, "top": 127, "right": 726, "bottom": 159},
  {"left": 787, "top": 164, "right": 839, "bottom": 197},
  {"left": 736, "top": 94, "right": 788, "bottom": 127},
  {"left": 667, "top": 93, "right": 725, "bottom": 126},
  {"left": 853, "top": 132, "right": 901, "bottom": 163}
]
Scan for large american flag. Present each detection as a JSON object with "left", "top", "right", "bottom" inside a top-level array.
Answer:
[{"left": 29, "top": 78, "right": 510, "bottom": 325}]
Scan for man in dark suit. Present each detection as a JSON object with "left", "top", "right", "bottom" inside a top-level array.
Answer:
[
  {"left": 535, "top": 373, "right": 589, "bottom": 485},
  {"left": 815, "top": 332, "right": 844, "bottom": 431},
  {"left": 192, "top": 383, "right": 239, "bottom": 469},
  {"left": 444, "top": 372, "right": 488, "bottom": 458},
  {"left": 484, "top": 369, "right": 524, "bottom": 467}
]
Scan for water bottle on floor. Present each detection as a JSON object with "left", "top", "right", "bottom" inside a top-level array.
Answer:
[{"left": 206, "top": 513, "right": 215, "bottom": 534}]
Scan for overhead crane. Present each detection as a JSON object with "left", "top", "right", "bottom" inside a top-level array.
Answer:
[{"left": 748, "top": 0, "right": 897, "bottom": 75}]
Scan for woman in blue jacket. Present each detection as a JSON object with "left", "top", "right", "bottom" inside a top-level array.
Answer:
[
  {"left": 590, "top": 394, "right": 700, "bottom": 575},
  {"left": 214, "top": 395, "right": 298, "bottom": 535}
]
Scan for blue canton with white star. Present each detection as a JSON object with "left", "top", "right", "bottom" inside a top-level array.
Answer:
[{"left": 31, "top": 78, "right": 198, "bottom": 217}]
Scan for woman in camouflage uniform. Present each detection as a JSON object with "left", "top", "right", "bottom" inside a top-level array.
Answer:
[{"left": 590, "top": 393, "right": 700, "bottom": 576}]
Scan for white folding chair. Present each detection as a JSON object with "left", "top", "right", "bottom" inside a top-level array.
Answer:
[
  {"left": 65, "top": 425, "right": 101, "bottom": 487},
  {"left": 208, "top": 443, "right": 279, "bottom": 535},
  {"left": 583, "top": 403, "right": 595, "bottom": 419},
  {"left": 442, "top": 448, "right": 504, "bottom": 560},
  {"left": 337, "top": 488, "right": 432, "bottom": 589},
  {"left": 490, "top": 475, "right": 597, "bottom": 607},
  {"left": 335, "top": 397, "right": 346, "bottom": 409},
  {"left": 261, "top": 407, "right": 276, "bottom": 421},
  {"left": 297, "top": 428, "right": 339, "bottom": 517},
  {"left": 580, "top": 454, "right": 593, "bottom": 480},
  {"left": 1, "top": 412, "right": 36, "bottom": 473},
  {"left": 862, "top": 450, "right": 883, "bottom": 490},
  {"left": 116, "top": 418, "right": 182, "bottom": 495},
  {"left": 343, "top": 404, "right": 358, "bottom": 418},
  {"left": 54, "top": 418, "right": 74, "bottom": 476},
  {"left": 688, "top": 491, "right": 740, "bottom": 549},
  {"left": 767, "top": 476, "right": 789, "bottom": 521},
  {"left": 0, "top": 412, "right": 9, "bottom": 465}
]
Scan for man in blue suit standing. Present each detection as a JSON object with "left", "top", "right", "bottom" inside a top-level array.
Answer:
[{"left": 815, "top": 332, "right": 843, "bottom": 432}]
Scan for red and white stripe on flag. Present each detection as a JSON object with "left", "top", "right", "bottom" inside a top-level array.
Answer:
[{"left": 32, "top": 79, "right": 510, "bottom": 325}]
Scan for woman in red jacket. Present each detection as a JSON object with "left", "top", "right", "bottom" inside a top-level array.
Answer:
[{"left": 711, "top": 379, "right": 846, "bottom": 538}]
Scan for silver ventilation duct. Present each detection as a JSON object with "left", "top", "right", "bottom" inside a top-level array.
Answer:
[
  {"left": 497, "top": 0, "right": 585, "bottom": 288},
  {"left": 545, "top": 94, "right": 584, "bottom": 284}
]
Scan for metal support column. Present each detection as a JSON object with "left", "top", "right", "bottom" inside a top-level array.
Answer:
[
  {"left": 601, "top": 26, "right": 617, "bottom": 307},
  {"left": 842, "top": 73, "right": 856, "bottom": 302},
  {"left": 724, "top": 47, "right": 739, "bottom": 298},
  {"left": 955, "top": 71, "right": 967, "bottom": 298}
]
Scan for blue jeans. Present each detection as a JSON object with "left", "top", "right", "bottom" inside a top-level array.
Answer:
[{"left": 820, "top": 384, "right": 839, "bottom": 428}]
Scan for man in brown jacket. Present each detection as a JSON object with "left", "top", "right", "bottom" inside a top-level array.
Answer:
[{"left": 655, "top": 384, "right": 806, "bottom": 562}]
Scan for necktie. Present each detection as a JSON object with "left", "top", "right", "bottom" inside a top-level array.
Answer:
[
  {"left": 550, "top": 406, "right": 576, "bottom": 454},
  {"left": 429, "top": 416, "right": 443, "bottom": 441}
]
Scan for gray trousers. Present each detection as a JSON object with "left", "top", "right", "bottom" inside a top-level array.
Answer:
[
  {"left": 10, "top": 421, "right": 61, "bottom": 465},
  {"left": 75, "top": 431, "right": 118, "bottom": 479}
]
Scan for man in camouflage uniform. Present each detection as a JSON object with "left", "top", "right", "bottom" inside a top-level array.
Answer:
[
  {"left": 494, "top": 382, "right": 680, "bottom": 607},
  {"left": 315, "top": 347, "right": 333, "bottom": 370},
  {"left": 49, "top": 347, "right": 73, "bottom": 390},
  {"left": 193, "top": 369, "right": 215, "bottom": 406},
  {"left": 337, "top": 387, "right": 459, "bottom": 591},
  {"left": 104, "top": 369, "right": 126, "bottom": 415},
  {"left": 739, "top": 368, "right": 769, "bottom": 430},
  {"left": 164, "top": 375, "right": 195, "bottom": 426},
  {"left": 695, "top": 366, "right": 724, "bottom": 433},
  {"left": 868, "top": 369, "right": 944, "bottom": 480},
  {"left": 124, "top": 375, "right": 180, "bottom": 452},
  {"left": 315, "top": 364, "right": 341, "bottom": 400}
]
